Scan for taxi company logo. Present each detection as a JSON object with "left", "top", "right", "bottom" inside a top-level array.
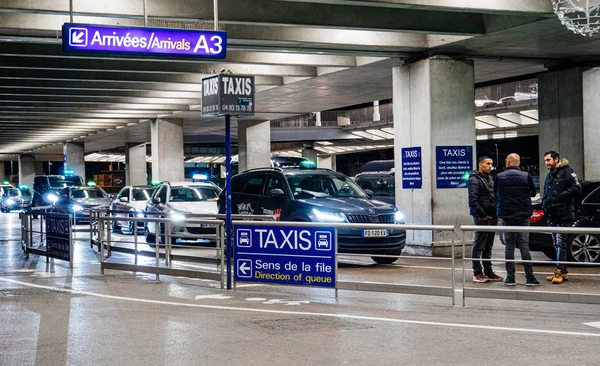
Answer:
[
  {"left": 69, "top": 27, "right": 88, "bottom": 47},
  {"left": 368, "top": 209, "right": 375, "bottom": 214}
]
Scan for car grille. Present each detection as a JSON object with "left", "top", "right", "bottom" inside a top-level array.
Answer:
[{"left": 346, "top": 213, "right": 395, "bottom": 224}]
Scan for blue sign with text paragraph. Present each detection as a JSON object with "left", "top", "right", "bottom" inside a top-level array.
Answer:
[
  {"left": 234, "top": 225, "right": 336, "bottom": 287},
  {"left": 402, "top": 146, "right": 422, "bottom": 189},
  {"left": 62, "top": 23, "right": 227, "bottom": 59},
  {"left": 46, "top": 214, "right": 71, "bottom": 261},
  {"left": 436, "top": 146, "right": 473, "bottom": 189}
]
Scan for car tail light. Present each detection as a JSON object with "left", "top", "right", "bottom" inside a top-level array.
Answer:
[
  {"left": 216, "top": 198, "right": 220, "bottom": 211},
  {"left": 530, "top": 209, "right": 545, "bottom": 224}
]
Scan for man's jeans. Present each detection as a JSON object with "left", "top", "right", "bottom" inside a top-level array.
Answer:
[
  {"left": 550, "top": 222, "right": 572, "bottom": 273},
  {"left": 472, "top": 217, "right": 498, "bottom": 276},
  {"left": 501, "top": 218, "right": 534, "bottom": 279}
]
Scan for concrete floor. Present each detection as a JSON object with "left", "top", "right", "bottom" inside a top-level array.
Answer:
[{"left": 1, "top": 212, "right": 600, "bottom": 365}]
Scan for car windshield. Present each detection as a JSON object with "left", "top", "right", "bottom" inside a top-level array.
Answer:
[
  {"left": 48, "top": 176, "right": 82, "bottom": 188},
  {"left": 169, "top": 187, "right": 220, "bottom": 202},
  {"left": 286, "top": 172, "right": 367, "bottom": 199},
  {"left": 19, "top": 188, "right": 32, "bottom": 196},
  {"left": 6, "top": 189, "right": 20, "bottom": 197},
  {"left": 71, "top": 188, "right": 106, "bottom": 199},
  {"left": 356, "top": 176, "right": 395, "bottom": 195},
  {"left": 132, "top": 188, "right": 155, "bottom": 201}
]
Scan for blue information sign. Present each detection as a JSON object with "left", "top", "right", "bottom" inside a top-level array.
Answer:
[
  {"left": 402, "top": 146, "right": 422, "bottom": 189},
  {"left": 234, "top": 225, "right": 336, "bottom": 288},
  {"left": 62, "top": 23, "right": 227, "bottom": 59},
  {"left": 436, "top": 146, "right": 473, "bottom": 189},
  {"left": 46, "top": 214, "right": 71, "bottom": 261}
]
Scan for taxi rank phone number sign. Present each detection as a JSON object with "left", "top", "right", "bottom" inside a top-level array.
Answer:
[
  {"left": 201, "top": 74, "right": 255, "bottom": 116},
  {"left": 46, "top": 213, "right": 71, "bottom": 261},
  {"left": 234, "top": 225, "right": 336, "bottom": 288}
]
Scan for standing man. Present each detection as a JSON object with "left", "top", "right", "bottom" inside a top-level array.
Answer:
[
  {"left": 542, "top": 151, "right": 582, "bottom": 284},
  {"left": 495, "top": 153, "right": 539, "bottom": 286},
  {"left": 468, "top": 156, "right": 503, "bottom": 283}
]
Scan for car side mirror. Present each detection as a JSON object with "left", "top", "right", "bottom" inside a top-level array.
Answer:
[
  {"left": 119, "top": 197, "right": 128, "bottom": 203},
  {"left": 269, "top": 188, "right": 286, "bottom": 199},
  {"left": 364, "top": 189, "right": 374, "bottom": 199},
  {"left": 152, "top": 197, "right": 161, "bottom": 205}
]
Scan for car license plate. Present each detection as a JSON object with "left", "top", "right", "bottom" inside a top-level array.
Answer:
[
  {"left": 363, "top": 229, "right": 388, "bottom": 237},
  {"left": 200, "top": 224, "right": 216, "bottom": 228}
]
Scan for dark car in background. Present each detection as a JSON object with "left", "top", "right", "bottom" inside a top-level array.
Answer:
[
  {"left": 219, "top": 166, "right": 406, "bottom": 264},
  {"left": 354, "top": 160, "right": 395, "bottom": 206},
  {"left": 32, "top": 174, "right": 84, "bottom": 208},
  {"left": 529, "top": 180, "right": 600, "bottom": 263},
  {"left": 0, "top": 186, "right": 32, "bottom": 212},
  {"left": 52, "top": 185, "right": 112, "bottom": 222}
]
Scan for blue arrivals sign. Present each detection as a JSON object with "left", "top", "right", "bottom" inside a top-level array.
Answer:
[
  {"left": 436, "top": 146, "right": 473, "bottom": 189},
  {"left": 62, "top": 23, "right": 227, "bottom": 59},
  {"left": 402, "top": 146, "right": 422, "bottom": 189},
  {"left": 234, "top": 225, "right": 336, "bottom": 288},
  {"left": 45, "top": 213, "right": 71, "bottom": 261}
]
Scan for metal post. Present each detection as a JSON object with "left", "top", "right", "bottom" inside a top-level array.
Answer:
[
  {"left": 69, "top": 214, "right": 73, "bottom": 269},
  {"left": 225, "top": 114, "right": 232, "bottom": 289},
  {"left": 107, "top": 219, "right": 112, "bottom": 258},
  {"left": 155, "top": 220, "right": 160, "bottom": 281},
  {"left": 213, "top": 0, "right": 218, "bottom": 30},
  {"left": 143, "top": 0, "right": 148, "bottom": 26},
  {"left": 219, "top": 223, "right": 224, "bottom": 289},
  {"left": 89, "top": 211, "right": 93, "bottom": 248},
  {"left": 461, "top": 230, "right": 466, "bottom": 307},
  {"left": 69, "top": 0, "right": 73, "bottom": 23},
  {"left": 451, "top": 229, "right": 456, "bottom": 307},
  {"left": 165, "top": 221, "right": 171, "bottom": 267},
  {"left": 334, "top": 227, "right": 339, "bottom": 299},
  {"left": 134, "top": 219, "right": 138, "bottom": 265},
  {"left": 29, "top": 214, "right": 33, "bottom": 249},
  {"left": 99, "top": 217, "right": 105, "bottom": 274}
]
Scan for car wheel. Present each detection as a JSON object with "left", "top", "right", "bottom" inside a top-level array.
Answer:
[
  {"left": 371, "top": 256, "right": 399, "bottom": 264},
  {"left": 0, "top": 207, "right": 6, "bottom": 213},
  {"left": 568, "top": 234, "right": 600, "bottom": 263},
  {"left": 124, "top": 221, "right": 135, "bottom": 235}
]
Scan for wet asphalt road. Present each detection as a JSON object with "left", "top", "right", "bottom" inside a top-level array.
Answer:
[{"left": 1, "top": 211, "right": 600, "bottom": 366}]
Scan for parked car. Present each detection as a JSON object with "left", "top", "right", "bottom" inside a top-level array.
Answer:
[
  {"left": 144, "top": 181, "right": 222, "bottom": 244},
  {"left": 110, "top": 185, "right": 157, "bottom": 234},
  {"left": 32, "top": 174, "right": 84, "bottom": 208},
  {"left": 52, "top": 185, "right": 112, "bottom": 222},
  {"left": 0, "top": 186, "right": 32, "bottom": 212},
  {"left": 219, "top": 166, "right": 406, "bottom": 264},
  {"left": 0, "top": 183, "right": 15, "bottom": 196},
  {"left": 529, "top": 180, "right": 600, "bottom": 262},
  {"left": 354, "top": 160, "right": 395, "bottom": 205}
]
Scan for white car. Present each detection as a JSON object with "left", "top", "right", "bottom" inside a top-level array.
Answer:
[
  {"left": 144, "top": 181, "right": 222, "bottom": 244},
  {"left": 110, "top": 185, "right": 157, "bottom": 234}
]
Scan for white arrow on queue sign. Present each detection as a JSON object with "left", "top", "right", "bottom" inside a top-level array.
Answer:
[
  {"left": 239, "top": 261, "right": 251, "bottom": 275},
  {"left": 71, "top": 31, "right": 85, "bottom": 44}
]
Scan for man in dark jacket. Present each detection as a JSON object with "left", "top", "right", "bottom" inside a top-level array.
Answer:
[
  {"left": 542, "top": 151, "right": 582, "bottom": 284},
  {"left": 468, "top": 156, "right": 503, "bottom": 283},
  {"left": 495, "top": 153, "right": 539, "bottom": 286}
]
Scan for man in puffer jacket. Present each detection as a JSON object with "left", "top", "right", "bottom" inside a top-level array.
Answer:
[
  {"left": 542, "top": 151, "right": 582, "bottom": 284},
  {"left": 468, "top": 156, "right": 503, "bottom": 283}
]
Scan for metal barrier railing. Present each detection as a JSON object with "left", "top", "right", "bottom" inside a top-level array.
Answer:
[
  {"left": 20, "top": 209, "right": 74, "bottom": 268},
  {"left": 232, "top": 221, "right": 459, "bottom": 305},
  {"left": 460, "top": 225, "right": 600, "bottom": 306}
]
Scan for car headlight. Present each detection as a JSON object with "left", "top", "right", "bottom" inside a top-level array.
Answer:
[
  {"left": 5, "top": 198, "right": 15, "bottom": 205},
  {"left": 170, "top": 212, "right": 186, "bottom": 222},
  {"left": 47, "top": 193, "right": 58, "bottom": 204},
  {"left": 71, "top": 204, "right": 83, "bottom": 212},
  {"left": 312, "top": 208, "right": 346, "bottom": 222},
  {"left": 135, "top": 211, "right": 145, "bottom": 218},
  {"left": 394, "top": 211, "right": 405, "bottom": 223}
]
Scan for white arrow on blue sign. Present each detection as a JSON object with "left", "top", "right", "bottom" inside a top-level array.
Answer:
[
  {"left": 237, "top": 259, "right": 252, "bottom": 278},
  {"left": 69, "top": 28, "right": 87, "bottom": 47}
]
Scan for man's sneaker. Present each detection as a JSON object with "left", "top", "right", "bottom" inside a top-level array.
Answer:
[
  {"left": 552, "top": 270, "right": 564, "bottom": 284},
  {"left": 473, "top": 274, "right": 489, "bottom": 283},
  {"left": 504, "top": 277, "right": 516, "bottom": 286},
  {"left": 486, "top": 272, "right": 504, "bottom": 282},
  {"left": 526, "top": 277, "right": 540, "bottom": 286}
]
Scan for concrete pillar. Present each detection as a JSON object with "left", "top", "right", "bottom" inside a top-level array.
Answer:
[
  {"left": 0, "top": 162, "right": 5, "bottom": 183},
  {"left": 393, "top": 58, "right": 475, "bottom": 255},
  {"left": 539, "top": 68, "right": 584, "bottom": 187},
  {"left": 317, "top": 155, "right": 336, "bottom": 170},
  {"left": 302, "top": 146, "right": 318, "bottom": 163},
  {"left": 63, "top": 142, "right": 85, "bottom": 178},
  {"left": 151, "top": 119, "right": 184, "bottom": 182},
  {"left": 583, "top": 67, "right": 600, "bottom": 181},
  {"left": 35, "top": 162, "right": 44, "bottom": 176},
  {"left": 18, "top": 155, "right": 36, "bottom": 189},
  {"left": 125, "top": 143, "right": 147, "bottom": 186},
  {"left": 315, "top": 112, "right": 322, "bottom": 127},
  {"left": 373, "top": 100, "right": 381, "bottom": 122},
  {"left": 238, "top": 120, "right": 271, "bottom": 172}
]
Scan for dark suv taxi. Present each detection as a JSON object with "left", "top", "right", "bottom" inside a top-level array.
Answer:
[{"left": 219, "top": 167, "right": 406, "bottom": 264}]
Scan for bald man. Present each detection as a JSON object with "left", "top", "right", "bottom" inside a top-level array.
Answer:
[{"left": 495, "top": 153, "right": 539, "bottom": 286}]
